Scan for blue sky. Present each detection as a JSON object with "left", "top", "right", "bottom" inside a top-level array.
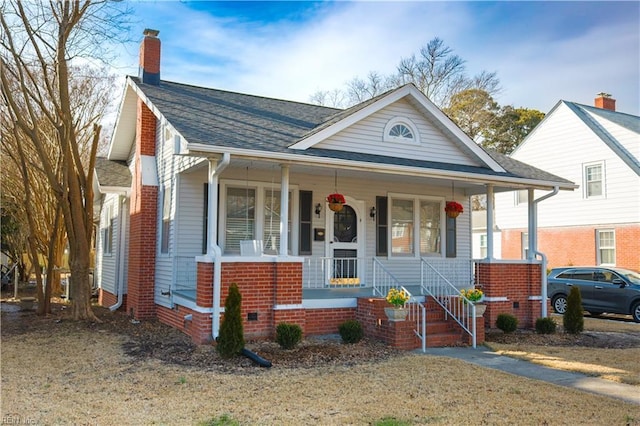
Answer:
[{"left": 113, "top": 1, "right": 640, "bottom": 115}]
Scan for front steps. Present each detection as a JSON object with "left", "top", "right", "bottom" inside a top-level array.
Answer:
[{"left": 356, "top": 296, "right": 484, "bottom": 350}]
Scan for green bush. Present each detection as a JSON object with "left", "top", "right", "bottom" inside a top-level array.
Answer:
[
  {"left": 338, "top": 320, "right": 364, "bottom": 344},
  {"left": 563, "top": 286, "right": 584, "bottom": 334},
  {"left": 535, "top": 317, "right": 557, "bottom": 334},
  {"left": 276, "top": 322, "right": 303, "bottom": 349},
  {"left": 216, "top": 283, "right": 244, "bottom": 358},
  {"left": 495, "top": 313, "right": 518, "bottom": 333}
]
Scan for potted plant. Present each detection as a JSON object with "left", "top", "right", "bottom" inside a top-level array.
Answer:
[
  {"left": 460, "top": 288, "right": 486, "bottom": 317},
  {"left": 445, "top": 201, "right": 464, "bottom": 218},
  {"left": 384, "top": 288, "right": 410, "bottom": 321},
  {"left": 327, "top": 193, "right": 346, "bottom": 212}
]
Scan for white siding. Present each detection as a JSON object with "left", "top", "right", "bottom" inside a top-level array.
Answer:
[
  {"left": 315, "top": 99, "right": 481, "bottom": 166},
  {"left": 96, "top": 194, "right": 119, "bottom": 295},
  {"left": 496, "top": 103, "right": 640, "bottom": 230},
  {"left": 154, "top": 119, "right": 174, "bottom": 307}
]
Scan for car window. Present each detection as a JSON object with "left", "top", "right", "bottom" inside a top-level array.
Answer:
[
  {"left": 572, "top": 271, "right": 594, "bottom": 281},
  {"left": 556, "top": 272, "right": 572, "bottom": 279},
  {"left": 619, "top": 269, "right": 640, "bottom": 285}
]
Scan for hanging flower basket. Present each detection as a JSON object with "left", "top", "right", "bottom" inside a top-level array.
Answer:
[
  {"left": 327, "top": 193, "right": 346, "bottom": 212},
  {"left": 445, "top": 201, "right": 464, "bottom": 218}
]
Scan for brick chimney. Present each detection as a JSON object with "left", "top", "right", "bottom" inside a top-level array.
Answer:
[
  {"left": 139, "top": 29, "right": 160, "bottom": 85},
  {"left": 594, "top": 92, "right": 615, "bottom": 111}
]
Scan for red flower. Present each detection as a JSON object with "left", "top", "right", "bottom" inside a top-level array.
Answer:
[
  {"left": 327, "top": 193, "right": 346, "bottom": 204},
  {"left": 445, "top": 201, "right": 464, "bottom": 214}
]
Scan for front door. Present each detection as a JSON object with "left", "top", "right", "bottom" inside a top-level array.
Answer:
[{"left": 326, "top": 198, "right": 364, "bottom": 286}]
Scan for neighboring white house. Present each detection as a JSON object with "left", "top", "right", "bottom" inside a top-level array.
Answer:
[
  {"left": 495, "top": 94, "right": 640, "bottom": 270},
  {"left": 471, "top": 210, "right": 501, "bottom": 260}
]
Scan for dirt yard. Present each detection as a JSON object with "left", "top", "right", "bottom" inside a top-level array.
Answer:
[{"left": 2, "top": 298, "right": 640, "bottom": 425}]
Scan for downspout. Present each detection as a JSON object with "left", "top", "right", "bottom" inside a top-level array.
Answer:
[
  {"left": 209, "top": 153, "right": 230, "bottom": 340},
  {"left": 530, "top": 186, "right": 559, "bottom": 318},
  {"left": 110, "top": 195, "right": 129, "bottom": 311}
]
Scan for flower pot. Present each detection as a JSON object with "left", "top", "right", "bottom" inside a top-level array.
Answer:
[
  {"left": 384, "top": 307, "right": 408, "bottom": 322},
  {"left": 469, "top": 303, "right": 486, "bottom": 317},
  {"left": 446, "top": 210, "right": 461, "bottom": 219},
  {"left": 328, "top": 202, "right": 344, "bottom": 212}
]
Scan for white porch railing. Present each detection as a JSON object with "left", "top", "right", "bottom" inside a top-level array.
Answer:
[
  {"left": 420, "top": 257, "right": 478, "bottom": 348},
  {"left": 372, "top": 258, "right": 403, "bottom": 297},
  {"left": 303, "top": 257, "right": 368, "bottom": 289}
]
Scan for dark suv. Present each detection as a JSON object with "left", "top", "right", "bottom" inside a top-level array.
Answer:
[{"left": 547, "top": 266, "right": 640, "bottom": 322}]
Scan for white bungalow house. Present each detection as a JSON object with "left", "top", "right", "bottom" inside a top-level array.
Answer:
[
  {"left": 94, "top": 30, "right": 575, "bottom": 349},
  {"left": 495, "top": 94, "right": 640, "bottom": 271}
]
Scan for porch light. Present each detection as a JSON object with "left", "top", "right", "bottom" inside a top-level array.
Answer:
[
  {"left": 315, "top": 203, "right": 322, "bottom": 217},
  {"left": 369, "top": 206, "right": 376, "bottom": 220}
]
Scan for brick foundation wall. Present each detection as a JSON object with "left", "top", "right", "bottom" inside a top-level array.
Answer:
[
  {"left": 157, "top": 305, "right": 213, "bottom": 345},
  {"left": 502, "top": 225, "right": 640, "bottom": 270},
  {"left": 475, "top": 262, "right": 542, "bottom": 329},
  {"left": 98, "top": 289, "right": 127, "bottom": 311},
  {"left": 304, "top": 308, "right": 356, "bottom": 335}
]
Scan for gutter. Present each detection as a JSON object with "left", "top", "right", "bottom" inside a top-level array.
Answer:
[
  {"left": 530, "top": 186, "right": 559, "bottom": 318},
  {"left": 110, "top": 195, "right": 129, "bottom": 312},
  {"left": 209, "top": 153, "right": 230, "bottom": 339}
]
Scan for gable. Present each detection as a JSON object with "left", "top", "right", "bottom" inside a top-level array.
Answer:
[{"left": 312, "top": 98, "right": 482, "bottom": 167}]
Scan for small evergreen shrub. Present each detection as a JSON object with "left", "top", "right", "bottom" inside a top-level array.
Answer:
[
  {"left": 217, "top": 283, "right": 244, "bottom": 358},
  {"left": 338, "top": 320, "right": 364, "bottom": 344},
  {"left": 276, "top": 322, "right": 303, "bottom": 349},
  {"left": 563, "top": 286, "right": 584, "bottom": 334},
  {"left": 496, "top": 313, "right": 518, "bottom": 333},
  {"left": 535, "top": 317, "right": 557, "bottom": 334}
]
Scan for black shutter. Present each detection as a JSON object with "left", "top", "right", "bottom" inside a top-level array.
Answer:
[
  {"left": 299, "top": 190, "right": 312, "bottom": 255},
  {"left": 446, "top": 216, "right": 457, "bottom": 258},
  {"left": 376, "top": 196, "right": 388, "bottom": 256}
]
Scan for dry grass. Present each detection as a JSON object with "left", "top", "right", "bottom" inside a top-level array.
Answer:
[{"left": 2, "top": 305, "right": 640, "bottom": 425}]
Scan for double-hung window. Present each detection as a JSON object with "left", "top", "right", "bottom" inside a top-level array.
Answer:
[
  {"left": 584, "top": 162, "right": 604, "bottom": 198},
  {"left": 390, "top": 197, "right": 443, "bottom": 257},
  {"left": 596, "top": 230, "right": 615, "bottom": 265},
  {"left": 225, "top": 187, "right": 256, "bottom": 253}
]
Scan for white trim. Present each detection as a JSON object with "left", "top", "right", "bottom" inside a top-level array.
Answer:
[
  {"left": 140, "top": 155, "right": 158, "bottom": 186},
  {"left": 595, "top": 229, "right": 616, "bottom": 266},
  {"left": 583, "top": 160, "right": 606, "bottom": 199},
  {"left": 302, "top": 298, "right": 358, "bottom": 309},
  {"left": 383, "top": 117, "right": 420, "bottom": 145},
  {"left": 273, "top": 304, "right": 304, "bottom": 310}
]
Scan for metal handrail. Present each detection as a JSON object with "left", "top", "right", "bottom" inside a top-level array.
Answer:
[
  {"left": 420, "top": 258, "right": 477, "bottom": 348},
  {"left": 372, "top": 258, "right": 403, "bottom": 297}
]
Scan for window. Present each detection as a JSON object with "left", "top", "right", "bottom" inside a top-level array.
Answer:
[
  {"left": 515, "top": 190, "right": 528, "bottom": 205},
  {"left": 160, "top": 185, "right": 171, "bottom": 254},
  {"left": 225, "top": 187, "right": 256, "bottom": 253},
  {"left": 479, "top": 234, "right": 487, "bottom": 258},
  {"left": 383, "top": 117, "right": 420, "bottom": 144},
  {"left": 584, "top": 162, "right": 604, "bottom": 198},
  {"left": 391, "top": 199, "right": 414, "bottom": 254},
  {"left": 521, "top": 232, "right": 529, "bottom": 259},
  {"left": 596, "top": 230, "right": 615, "bottom": 265},
  {"left": 263, "top": 189, "right": 291, "bottom": 254},
  {"left": 419, "top": 200, "right": 440, "bottom": 255},
  {"left": 102, "top": 205, "right": 113, "bottom": 255}
]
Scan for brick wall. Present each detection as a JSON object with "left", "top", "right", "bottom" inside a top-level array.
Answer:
[
  {"left": 502, "top": 225, "right": 640, "bottom": 270},
  {"left": 98, "top": 289, "right": 127, "bottom": 310},
  {"left": 127, "top": 100, "right": 157, "bottom": 319},
  {"left": 157, "top": 305, "right": 212, "bottom": 345},
  {"left": 475, "top": 262, "right": 542, "bottom": 329}
]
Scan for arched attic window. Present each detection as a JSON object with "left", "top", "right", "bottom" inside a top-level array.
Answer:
[{"left": 383, "top": 117, "right": 420, "bottom": 144}]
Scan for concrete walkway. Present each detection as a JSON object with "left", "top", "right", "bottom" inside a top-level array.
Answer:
[{"left": 421, "top": 347, "right": 640, "bottom": 405}]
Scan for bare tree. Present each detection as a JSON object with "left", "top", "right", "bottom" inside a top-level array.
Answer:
[{"left": 0, "top": 0, "right": 128, "bottom": 320}]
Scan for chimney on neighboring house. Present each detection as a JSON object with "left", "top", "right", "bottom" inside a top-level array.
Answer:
[
  {"left": 139, "top": 28, "right": 160, "bottom": 85},
  {"left": 594, "top": 92, "right": 616, "bottom": 111}
]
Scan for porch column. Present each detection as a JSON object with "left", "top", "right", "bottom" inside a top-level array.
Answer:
[
  {"left": 207, "top": 158, "right": 219, "bottom": 256},
  {"left": 485, "top": 184, "right": 494, "bottom": 260},
  {"left": 279, "top": 164, "right": 290, "bottom": 256},
  {"left": 527, "top": 189, "right": 535, "bottom": 260}
]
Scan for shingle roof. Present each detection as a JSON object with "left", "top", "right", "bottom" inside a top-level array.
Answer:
[
  {"left": 131, "top": 77, "right": 574, "bottom": 186},
  {"left": 95, "top": 157, "right": 131, "bottom": 188}
]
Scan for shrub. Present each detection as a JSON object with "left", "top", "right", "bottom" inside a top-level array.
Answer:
[
  {"left": 217, "top": 283, "right": 244, "bottom": 358},
  {"left": 563, "top": 286, "right": 584, "bottom": 334},
  {"left": 276, "top": 322, "right": 303, "bottom": 349},
  {"left": 338, "top": 320, "right": 364, "bottom": 344},
  {"left": 496, "top": 313, "right": 518, "bottom": 333},
  {"left": 535, "top": 317, "right": 557, "bottom": 334}
]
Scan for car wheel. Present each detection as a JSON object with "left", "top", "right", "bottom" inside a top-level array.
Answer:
[
  {"left": 552, "top": 295, "right": 568, "bottom": 314},
  {"left": 632, "top": 302, "right": 640, "bottom": 323}
]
